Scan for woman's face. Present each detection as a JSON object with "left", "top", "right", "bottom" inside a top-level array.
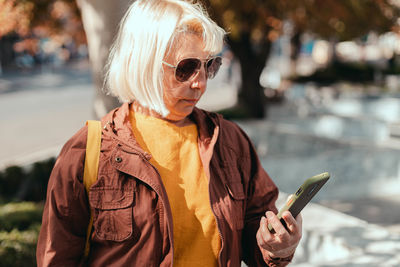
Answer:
[{"left": 162, "top": 34, "right": 209, "bottom": 125}]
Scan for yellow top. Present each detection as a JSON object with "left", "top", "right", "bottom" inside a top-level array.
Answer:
[{"left": 130, "top": 111, "right": 221, "bottom": 267}]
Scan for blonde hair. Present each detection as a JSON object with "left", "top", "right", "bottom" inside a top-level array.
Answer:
[{"left": 105, "top": 0, "right": 226, "bottom": 117}]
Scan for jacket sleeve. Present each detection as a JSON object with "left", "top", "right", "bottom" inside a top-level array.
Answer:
[
  {"left": 36, "top": 127, "right": 90, "bottom": 267},
  {"left": 237, "top": 127, "right": 294, "bottom": 267}
]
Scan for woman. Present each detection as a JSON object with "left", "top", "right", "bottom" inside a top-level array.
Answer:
[{"left": 37, "top": 0, "right": 302, "bottom": 266}]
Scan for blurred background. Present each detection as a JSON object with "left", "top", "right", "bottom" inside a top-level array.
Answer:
[{"left": 1, "top": 0, "right": 400, "bottom": 266}]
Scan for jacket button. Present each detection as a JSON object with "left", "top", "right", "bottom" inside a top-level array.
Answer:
[{"left": 115, "top": 157, "right": 122, "bottom": 163}]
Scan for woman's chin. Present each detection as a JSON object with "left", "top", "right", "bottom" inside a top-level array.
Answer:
[{"left": 164, "top": 111, "right": 194, "bottom": 126}]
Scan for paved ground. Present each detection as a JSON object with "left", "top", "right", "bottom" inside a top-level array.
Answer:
[
  {"left": 320, "top": 195, "right": 400, "bottom": 234},
  {"left": 276, "top": 193, "right": 400, "bottom": 266},
  {"left": 0, "top": 61, "right": 94, "bottom": 169}
]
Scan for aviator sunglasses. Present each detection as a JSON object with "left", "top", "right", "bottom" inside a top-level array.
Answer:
[{"left": 163, "top": 56, "right": 222, "bottom": 82}]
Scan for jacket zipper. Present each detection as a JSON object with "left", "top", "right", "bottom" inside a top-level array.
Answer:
[
  {"left": 138, "top": 152, "right": 175, "bottom": 267},
  {"left": 208, "top": 172, "right": 224, "bottom": 267}
]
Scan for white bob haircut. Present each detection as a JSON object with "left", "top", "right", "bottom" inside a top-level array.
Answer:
[{"left": 105, "top": 0, "right": 226, "bottom": 117}]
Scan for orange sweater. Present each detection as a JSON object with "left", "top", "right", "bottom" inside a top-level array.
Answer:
[{"left": 130, "top": 111, "right": 221, "bottom": 266}]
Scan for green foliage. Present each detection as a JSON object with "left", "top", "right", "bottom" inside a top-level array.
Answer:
[
  {"left": 0, "top": 157, "right": 55, "bottom": 202},
  {"left": 0, "top": 228, "right": 39, "bottom": 267},
  {"left": 0, "top": 166, "right": 26, "bottom": 201},
  {"left": 206, "top": 0, "right": 400, "bottom": 42},
  {"left": 22, "top": 158, "right": 55, "bottom": 202},
  {"left": 0, "top": 159, "right": 52, "bottom": 266},
  {"left": 0, "top": 172, "right": 3, "bottom": 203},
  {"left": 0, "top": 202, "right": 44, "bottom": 232},
  {"left": 0, "top": 158, "right": 53, "bottom": 266},
  {"left": 0, "top": 202, "right": 43, "bottom": 267}
]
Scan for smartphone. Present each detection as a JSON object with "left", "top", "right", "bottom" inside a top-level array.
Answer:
[{"left": 268, "top": 172, "right": 330, "bottom": 232}]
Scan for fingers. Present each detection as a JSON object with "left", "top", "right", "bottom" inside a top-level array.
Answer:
[
  {"left": 281, "top": 211, "right": 296, "bottom": 232},
  {"left": 257, "top": 211, "right": 302, "bottom": 259},
  {"left": 266, "top": 211, "right": 288, "bottom": 237},
  {"left": 261, "top": 216, "right": 272, "bottom": 238},
  {"left": 281, "top": 211, "right": 302, "bottom": 237},
  {"left": 257, "top": 216, "right": 272, "bottom": 246}
]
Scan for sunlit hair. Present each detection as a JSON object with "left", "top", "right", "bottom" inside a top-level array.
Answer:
[{"left": 105, "top": 0, "right": 226, "bottom": 117}]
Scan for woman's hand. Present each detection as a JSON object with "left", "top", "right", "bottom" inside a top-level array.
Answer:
[{"left": 256, "top": 210, "right": 302, "bottom": 260}]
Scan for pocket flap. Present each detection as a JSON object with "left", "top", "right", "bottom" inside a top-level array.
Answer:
[
  {"left": 225, "top": 182, "right": 245, "bottom": 200},
  {"left": 89, "top": 187, "right": 134, "bottom": 210}
]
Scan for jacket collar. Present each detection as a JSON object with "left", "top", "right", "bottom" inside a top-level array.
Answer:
[
  {"left": 190, "top": 106, "right": 221, "bottom": 142},
  {"left": 101, "top": 103, "right": 221, "bottom": 150}
]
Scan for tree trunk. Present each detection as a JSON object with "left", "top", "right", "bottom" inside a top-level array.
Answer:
[
  {"left": 238, "top": 57, "right": 266, "bottom": 118},
  {"left": 0, "top": 34, "right": 18, "bottom": 71},
  {"left": 77, "top": 0, "right": 131, "bottom": 119},
  {"left": 228, "top": 34, "right": 272, "bottom": 118},
  {"left": 289, "top": 29, "right": 302, "bottom": 77}
]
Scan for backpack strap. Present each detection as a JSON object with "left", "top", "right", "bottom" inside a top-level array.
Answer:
[{"left": 83, "top": 120, "right": 102, "bottom": 259}]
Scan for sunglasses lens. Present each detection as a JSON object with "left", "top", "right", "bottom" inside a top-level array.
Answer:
[
  {"left": 175, "top": 58, "right": 201, "bottom": 82},
  {"left": 206, "top": 57, "right": 222, "bottom": 79}
]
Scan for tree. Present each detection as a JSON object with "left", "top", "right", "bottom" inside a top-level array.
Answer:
[
  {"left": 0, "top": 0, "right": 122, "bottom": 118},
  {"left": 286, "top": 0, "right": 400, "bottom": 65},
  {"left": 0, "top": 0, "right": 85, "bottom": 45},
  {"left": 0, "top": 0, "right": 86, "bottom": 69},
  {"left": 203, "top": 1, "right": 282, "bottom": 118},
  {"left": 2, "top": 0, "right": 400, "bottom": 118},
  {"left": 203, "top": 0, "right": 400, "bottom": 118},
  {"left": 76, "top": 0, "right": 131, "bottom": 119},
  {"left": 0, "top": 0, "right": 32, "bottom": 39}
]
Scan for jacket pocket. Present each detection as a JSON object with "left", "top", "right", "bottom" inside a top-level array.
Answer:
[
  {"left": 89, "top": 186, "right": 135, "bottom": 241},
  {"left": 225, "top": 178, "right": 246, "bottom": 230}
]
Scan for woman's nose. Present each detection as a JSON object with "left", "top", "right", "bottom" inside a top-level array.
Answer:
[{"left": 191, "top": 64, "right": 207, "bottom": 89}]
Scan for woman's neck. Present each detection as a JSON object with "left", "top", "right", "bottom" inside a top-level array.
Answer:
[{"left": 130, "top": 102, "right": 194, "bottom": 127}]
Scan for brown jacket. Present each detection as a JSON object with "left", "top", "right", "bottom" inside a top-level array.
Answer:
[{"left": 37, "top": 103, "right": 292, "bottom": 267}]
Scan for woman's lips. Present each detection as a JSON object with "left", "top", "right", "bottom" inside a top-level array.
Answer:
[{"left": 183, "top": 99, "right": 198, "bottom": 105}]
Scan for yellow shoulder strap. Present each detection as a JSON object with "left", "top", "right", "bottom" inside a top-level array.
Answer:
[{"left": 83, "top": 120, "right": 102, "bottom": 259}]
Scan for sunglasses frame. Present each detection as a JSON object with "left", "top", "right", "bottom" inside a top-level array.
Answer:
[{"left": 163, "top": 56, "right": 222, "bottom": 82}]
